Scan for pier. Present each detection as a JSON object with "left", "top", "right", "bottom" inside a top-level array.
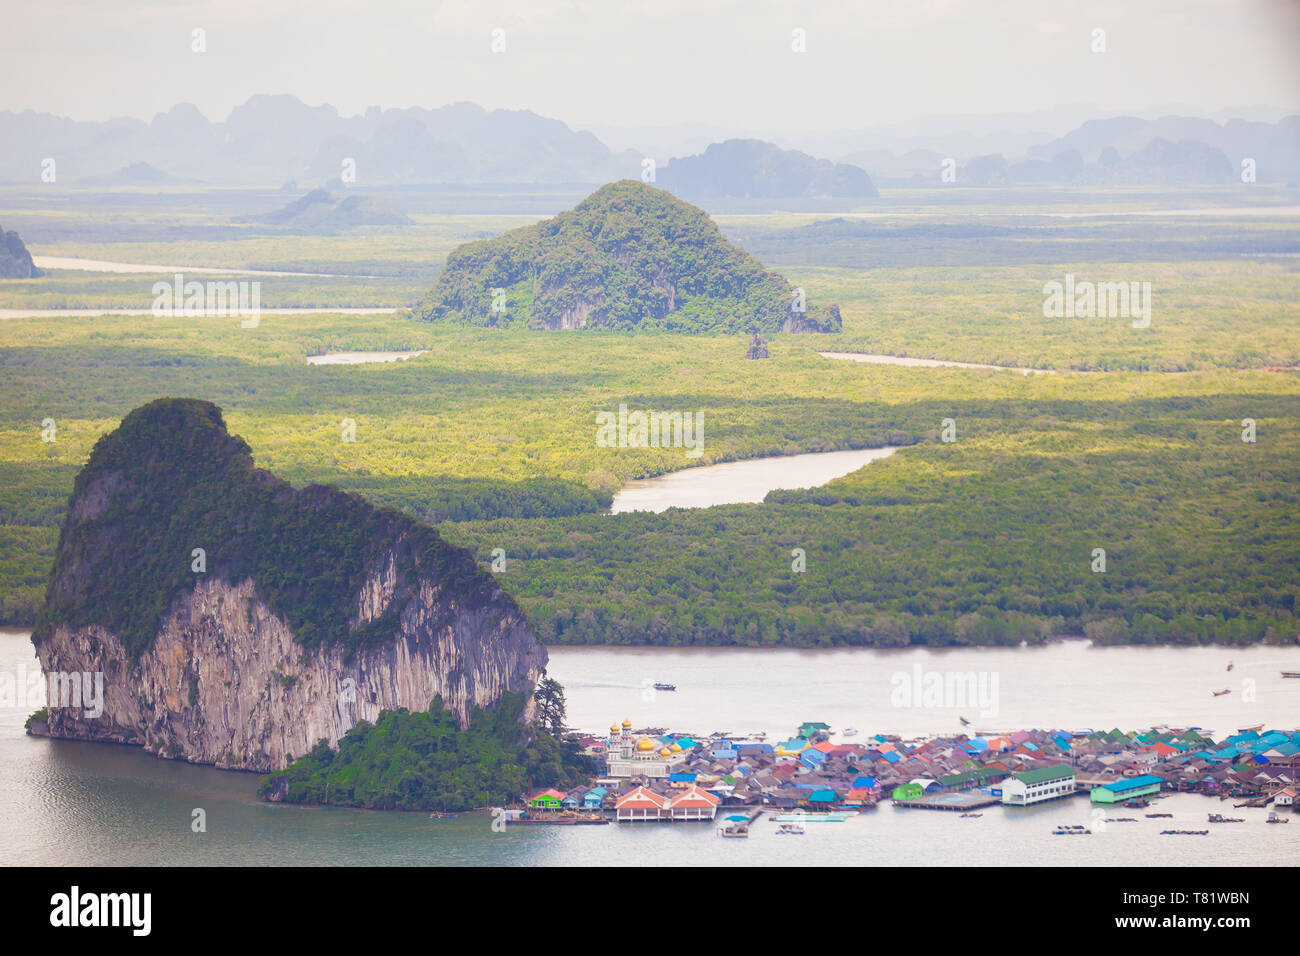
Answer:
[{"left": 892, "top": 792, "right": 1002, "bottom": 811}]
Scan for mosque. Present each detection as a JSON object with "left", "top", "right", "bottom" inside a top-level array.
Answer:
[{"left": 605, "top": 719, "right": 688, "bottom": 778}]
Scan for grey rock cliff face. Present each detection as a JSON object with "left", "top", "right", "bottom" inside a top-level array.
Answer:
[
  {"left": 2, "top": 225, "right": 42, "bottom": 278},
  {"left": 36, "top": 565, "right": 547, "bottom": 773}
]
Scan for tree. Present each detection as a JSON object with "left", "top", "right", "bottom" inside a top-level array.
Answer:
[{"left": 533, "top": 676, "right": 567, "bottom": 736}]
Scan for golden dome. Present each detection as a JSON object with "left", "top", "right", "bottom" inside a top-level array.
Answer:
[
  {"left": 660, "top": 748, "right": 672, "bottom": 758},
  {"left": 622, "top": 719, "right": 632, "bottom": 729},
  {"left": 670, "top": 743, "right": 683, "bottom": 753},
  {"left": 636, "top": 736, "right": 657, "bottom": 752},
  {"left": 610, "top": 723, "right": 620, "bottom": 734}
]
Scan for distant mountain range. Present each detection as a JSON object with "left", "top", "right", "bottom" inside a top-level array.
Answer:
[
  {"left": 1, "top": 95, "right": 1295, "bottom": 190},
  {"left": 0, "top": 95, "right": 640, "bottom": 186},
  {"left": 847, "top": 115, "right": 1300, "bottom": 186}
]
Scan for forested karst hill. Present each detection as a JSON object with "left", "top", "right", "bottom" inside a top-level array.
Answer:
[
  {"left": 240, "top": 188, "right": 413, "bottom": 230},
  {"left": 33, "top": 398, "right": 547, "bottom": 771},
  {"left": 414, "top": 179, "right": 842, "bottom": 333}
]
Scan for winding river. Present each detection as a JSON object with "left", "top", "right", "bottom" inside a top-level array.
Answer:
[
  {"left": 819, "top": 351, "right": 1052, "bottom": 375},
  {"left": 30, "top": 255, "right": 381, "bottom": 279},
  {"left": 306, "top": 350, "right": 428, "bottom": 365},
  {"left": 0, "top": 307, "right": 400, "bottom": 320},
  {"left": 609, "top": 446, "right": 898, "bottom": 513}
]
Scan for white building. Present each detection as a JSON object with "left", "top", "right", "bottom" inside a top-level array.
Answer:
[
  {"left": 604, "top": 719, "right": 687, "bottom": 779},
  {"left": 1001, "top": 765, "right": 1077, "bottom": 806}
]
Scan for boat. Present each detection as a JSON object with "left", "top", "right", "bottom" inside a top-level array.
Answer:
[
  {"left": 842, "top": 727, "right": 859, "bottom": 737},
  {"left": 1052, "top": 825, "right": 1091, "bottom": 835},
  {"left": 1146, "top": 812, "right": 1173, "bottom": 818},
  {"left": 1282, "top": 672, "right": 1300, "bottom": 679},
  {"left": 1266, "top": 812, "right": 1290, "bottom": 824},
  {"left": 718, "top": 815, "right": 750, "bottom": 838},
  {"left": 960, "top": 812, "right": 982, "bottom": 818},
  {"left": 653, "top": 682, "right": 676, "bottom": 691},
  {"left": 1123, "top": 798, "right": 1150, "bottom": 809},
  {"left": 1160, "top": 830, "right": 1209, "bottom": 835},
  {"left": 1238, "top": 723, "right": 1264, "bottom": 733},
  {"left": 1105, "top": 817, "right": 1139, "bottom": 823},
  {"left": 1226, "top": 660, "right": 1234, "bottom": 671},
  {"left": 775, "top": 823, "right": 805, "bottom": 835},
  {"left": 1208, "top": 813, "right": 1244, "bottom": 823},
  {"left": 1212, "top": 689, "right": 1231, "bottom": 696},
  {"left": 959, "top": 716, "right": 971, "bottom": 727}
]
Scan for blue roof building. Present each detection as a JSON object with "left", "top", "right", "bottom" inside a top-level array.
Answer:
[{"left": 800, "top": 749, "right": 827, "bottom": 769}]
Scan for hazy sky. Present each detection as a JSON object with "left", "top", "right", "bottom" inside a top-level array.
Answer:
[{"left": 2, "top": 0, "right": 1297, "bottom": 129}]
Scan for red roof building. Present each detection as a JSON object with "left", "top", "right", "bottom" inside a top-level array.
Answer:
[{"left": 615, "top": 786, "right": 669, "bottom": 821}]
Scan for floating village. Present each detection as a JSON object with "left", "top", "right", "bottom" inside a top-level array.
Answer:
[{"left": 505, "top": 718, "right": 1300, "bottom": 835}]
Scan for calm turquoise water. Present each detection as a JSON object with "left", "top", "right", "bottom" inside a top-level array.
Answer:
[{"left": 4, "top": 630, "right": 1297, "bottom": 866}]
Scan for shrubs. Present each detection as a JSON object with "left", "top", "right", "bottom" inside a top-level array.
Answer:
[{"left": 257, "top": 694, "right": 596, "bottom": 812}]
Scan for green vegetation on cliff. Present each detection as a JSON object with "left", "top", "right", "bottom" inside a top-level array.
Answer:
[
  {"left": 258, "top": 692, "right": 596, "bottom": 811},
  {"left": 34, "top": 398, "right": 506, "bottom": 659},
  {"left": 414, "top": 180, "right": 842, "bottom": 333}
]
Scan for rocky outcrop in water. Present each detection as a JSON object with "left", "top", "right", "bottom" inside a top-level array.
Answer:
[{"left": 33, "top": 398, "right": 545, "bottom": 772}]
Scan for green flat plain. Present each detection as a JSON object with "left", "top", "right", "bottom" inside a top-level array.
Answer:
[{"left": 1, "top": 186, "right": 1296, "bottom": 644}]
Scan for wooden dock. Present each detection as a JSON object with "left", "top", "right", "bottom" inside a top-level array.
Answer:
[
  {"left": 893, "top": 792, "right": 1001, "bottom": 811},
  {"left": 507, "top": 811, "right": 609, "bottom": 825}
]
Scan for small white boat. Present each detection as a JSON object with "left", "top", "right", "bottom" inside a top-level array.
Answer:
[
  {"left": 775, "top": 823, "right": 805, "bottom": 835},
  {"left": 842, "top": 727, "right": 859, "bottom": 737}
]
